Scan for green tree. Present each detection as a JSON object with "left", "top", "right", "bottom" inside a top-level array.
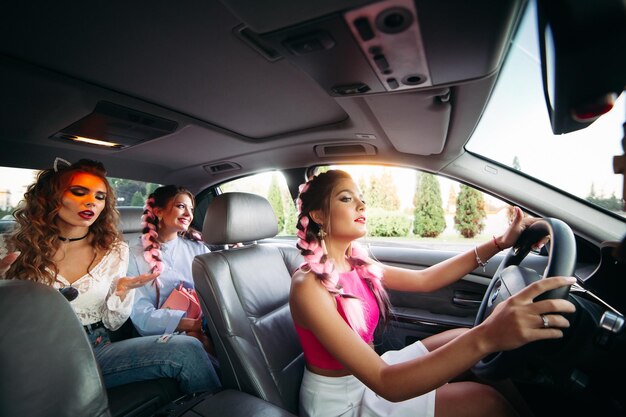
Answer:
[
  {"left": 367, "top": 169, "right": 400, "bottom": 210},
  {"left": 413, "top": 173, "right": 446, "bottom": 237},
  {"left": 379, "top": 169, "right": 400, "bottom": 210},
  {"left": 412, "top": 171, "right": 421, "bottom": 210},
  {"left": 130, "top": 191, "right": 145, "bottom": 207},
  {"left": 367, "top": 174, "right": 385, "bottom": 208},
  {"left": 282, "top": 187, "right": 299, "bottom": 235},
  {"left": 512, "top": 156, "right": 521, "bottom": 170},
  {"left": 108, "top": 178, "right": 145, "bottom": 205},
  {"left": 586, "top": 186, "right": 624, "bottom": 211},
  {"left": 454, "top": 184, "right": 486, "bottom": 238},
  {"left": 267, "top": 174, "right": 285, "bottom": 232},
  {"left": 146, "top": 182, "right": 159, "bottom": 196}
]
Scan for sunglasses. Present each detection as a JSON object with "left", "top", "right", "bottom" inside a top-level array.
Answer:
[{"left": 59, "top": 286, "right": 79, "bottom": 302}]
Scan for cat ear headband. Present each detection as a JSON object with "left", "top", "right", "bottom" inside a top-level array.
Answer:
[{"left": 53, "top": 157, "right": 71, "bottom": 173}]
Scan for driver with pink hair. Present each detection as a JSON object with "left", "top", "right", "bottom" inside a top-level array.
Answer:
[{"left": 289, "top": 169, "right": 577, "bottom": 417}]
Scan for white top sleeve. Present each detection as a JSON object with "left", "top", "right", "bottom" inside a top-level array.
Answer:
[{"left": 54, "top": 241, "right": 132, "bottom": 330}]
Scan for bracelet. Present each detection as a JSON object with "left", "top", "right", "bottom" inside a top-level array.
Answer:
[
  {"left": 474, "top": 246, "right": 488, "bottom": 272},
  {"left": 492, "top": 235, "right": 504, "bottom": 251}
]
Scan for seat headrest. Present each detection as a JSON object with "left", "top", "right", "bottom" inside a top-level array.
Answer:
[
  {"left": 0, "top": 280, "right": 110, "bottom": 417},
  {"left": 117, "top": 206, "right": 144, "bottom": 234},
  {"left": 202, "top": 192, "right": 278, "bottom": 245}
]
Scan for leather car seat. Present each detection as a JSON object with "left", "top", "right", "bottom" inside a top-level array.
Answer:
[
  {"left": 192, "top": 192, "right": 304, "bottom": 415},
  {"left": 0, "top": 279, "right": 111, "bottom": 417}
]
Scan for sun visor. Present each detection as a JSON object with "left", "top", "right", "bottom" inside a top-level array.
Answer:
[{"left": 365, "top": 89, "right": 451, "bottom": 155}]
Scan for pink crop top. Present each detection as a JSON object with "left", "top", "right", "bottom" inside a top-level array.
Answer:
[{"left": 294, "top": 269, "right": 380, "bottom": 370}]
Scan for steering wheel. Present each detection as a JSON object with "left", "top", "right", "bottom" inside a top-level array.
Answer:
[{"left": 471, "top": 218, "right": 576, "bottom": 380}]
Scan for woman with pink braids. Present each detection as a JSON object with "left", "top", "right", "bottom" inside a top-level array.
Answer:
[
  {"left": 128, "top": 185, "right": 217, "bottom": 358},
  {"left": 290, "top": 169, "right": 577, "bottom": 417}
]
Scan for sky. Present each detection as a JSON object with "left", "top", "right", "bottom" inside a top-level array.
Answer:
[{"left": 467, "top": 1, "right": 625, "bottom": 199}]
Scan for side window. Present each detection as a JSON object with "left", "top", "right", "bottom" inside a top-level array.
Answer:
[
  {"left": 0, "top": 166, "right": 36, "bottom": 221},
  {"left": 314, "top": 165, "right": 517, "bottom": 251},
  {"left": 107, "top": 178, "right": 161, "bottom": 207},
  {"left": 206, "top": 166, "right": 521, "bottom": 249},
  {"left": 0, "top": 166, "right": 160, "bottom": 233},
  {"left": 219, "top": 171, "right": 298, "bottom": 236}
]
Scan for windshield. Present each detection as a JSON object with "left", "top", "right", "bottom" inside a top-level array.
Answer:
[{"left": 466, "top": 0, "right": 625, "bottom": 219}]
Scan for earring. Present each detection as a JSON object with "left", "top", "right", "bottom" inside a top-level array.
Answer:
[{"left": 317, "top": 227, "right": 327, "bottom": 239}]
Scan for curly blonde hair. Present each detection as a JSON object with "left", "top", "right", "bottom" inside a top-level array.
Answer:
[{"left": 6, "top": 159, "right": 122, "bottom": 284}]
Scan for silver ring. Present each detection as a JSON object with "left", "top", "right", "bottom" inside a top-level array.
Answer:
[{"left": 540, "top": 314, "right": 550, "bottom": 328}]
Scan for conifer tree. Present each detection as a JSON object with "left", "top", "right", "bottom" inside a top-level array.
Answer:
[
  {"left": 454, "top": 184, "right": 486, "bottom": 238},
  {"left": 368, "top": 169, "right": 401, "bottom": 210},
  {"left": 267, "top": 174, "right": 285, "bottom": 232},
  {"left": 413, "top": 173, "right": 446, "bottom": 237}
]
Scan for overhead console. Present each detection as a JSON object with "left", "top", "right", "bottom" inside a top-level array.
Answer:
[{"left": 222, "top": 0, "right": 526, "bottom": 96}]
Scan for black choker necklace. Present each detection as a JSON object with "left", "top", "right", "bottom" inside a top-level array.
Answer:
[{"left": 58, "top": 231, "right": 90, "bottom": 242}]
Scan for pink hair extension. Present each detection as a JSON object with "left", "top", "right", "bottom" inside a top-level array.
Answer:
[
  {"left": 296, "top": 182, "right": 310, "bottom": 214},
  {"left": 295, "top": 178, "right": 390, "bottom": 333},
  {"left": 141, "top": 197, "right": 164, "bottom": 277},
  {"left": 296, "top": 213, "right": 368, "bottom": 332},
  {"left": 350, "top": 243, "right": 390, "bottom": 323},
  {"left": 339, "top": 296, "right": 367, "bottom": 333},
  {"left": 190, "top": 230, "right": 202, "bottom": 241}
]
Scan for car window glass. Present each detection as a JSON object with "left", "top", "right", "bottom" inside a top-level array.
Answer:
[
  {"left": 465, "top": 0, "right": 625, "bottom": 219},
  {"left": 310, "top": 165, "right": 520, "bottom": 251},
  {"left": 217, "top": 166, "right": 520, "bottom": 250},
  {"left": 219, "top": 171, "right": 298, "bottom": 236},
  {"left": 0, "top": 165, "right": 160, "bottom": 217}
]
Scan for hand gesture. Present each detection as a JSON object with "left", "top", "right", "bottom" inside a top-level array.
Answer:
[
  {"left": 498, "top": 207, "right": 545, "bottom": 249},
  {"left": 0, "top": 251, "right": 20, "bottom": 278},
  {"left": 115, "top": 271, "right": 159, "bottom": 299},
  {"left": 479, "top": 276, "right": 576, "bottom": 353}
]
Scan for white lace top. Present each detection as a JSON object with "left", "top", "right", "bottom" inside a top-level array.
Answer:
[{"left": 1, "top": 235, "right": 132, "bottom": 330}]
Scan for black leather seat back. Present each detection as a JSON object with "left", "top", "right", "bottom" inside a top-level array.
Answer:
[
  {"left": 193, "top": 192, "right": 304, "bottom": 415},
  {"left": 0, "top": 280, "right": 111, "bottom": 417}
]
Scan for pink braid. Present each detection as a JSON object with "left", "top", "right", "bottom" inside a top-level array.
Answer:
[
  {"left": 141, "top": 197, "right": 164, "bottom": 276},
  {"left": 296, "top": 213, "right": 367, "bottom": 332},
  {"left": 350, "top": 243, "right": 390, "bottom": 323},
  {"left": 296, "top": 177, "right": 391, "bottom": 333}
]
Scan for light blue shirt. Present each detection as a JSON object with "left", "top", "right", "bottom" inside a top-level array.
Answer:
[{"left": 128, "top": 236, "right": 209, "bottom": 335}]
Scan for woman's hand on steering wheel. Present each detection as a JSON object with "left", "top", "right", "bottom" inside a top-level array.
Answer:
[
  {"left": 498, "top": 207, "right": 548, "bottom": 250},
  {"left": 478, "top": 276, "right": 577, "bottom": 353}
]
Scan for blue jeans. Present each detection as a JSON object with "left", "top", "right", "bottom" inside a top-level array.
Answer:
[{"left": 87, "top": 327, "right": 221, "bottom": 394}]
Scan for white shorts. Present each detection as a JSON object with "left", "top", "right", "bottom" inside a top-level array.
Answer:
[{"left": 299, "top": 341, "right": 436, "bottom": 417}]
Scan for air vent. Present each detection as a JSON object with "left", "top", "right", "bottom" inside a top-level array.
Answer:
[
  {"left": 314, "top": 143, "right": 377, "bottom": 157},
  {"left": 203, "top": 161, "right": 242, "bottom": 175},
  {"left": 49, "top": 101, "right": 178, "bottom": 149}
]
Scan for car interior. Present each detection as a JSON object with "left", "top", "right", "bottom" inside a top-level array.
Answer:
[{"left": 1, "top": 0, "right": 625, "bottom": 416}]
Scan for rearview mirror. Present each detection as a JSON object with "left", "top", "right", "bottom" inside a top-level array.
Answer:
[{"left": 536, "top": 0, "right": 626, "bottom": 134}]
